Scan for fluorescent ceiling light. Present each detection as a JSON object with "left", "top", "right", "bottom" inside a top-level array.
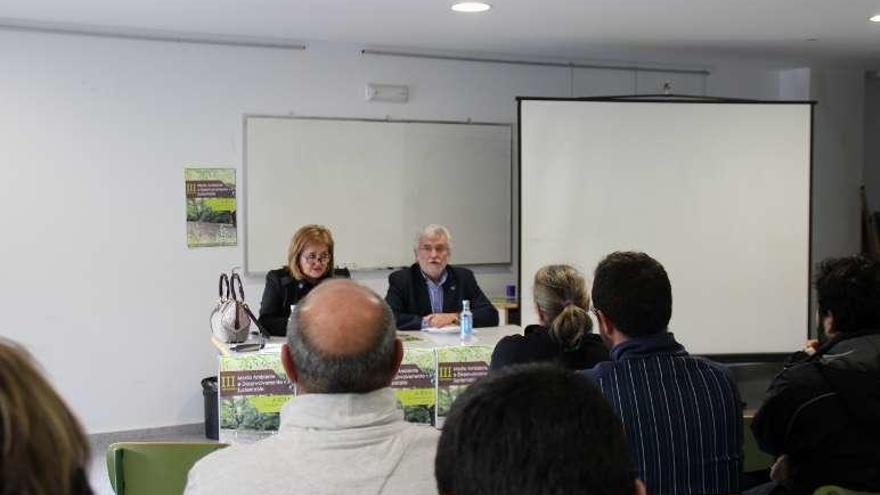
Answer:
[
  {"left": 871, "top": 14, "right": 880, "bottom": 22},
  {"left": 451, "top": 2, "right": 491, "bottom": 13}
]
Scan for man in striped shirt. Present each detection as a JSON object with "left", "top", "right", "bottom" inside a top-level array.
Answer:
[{"left": 583, "top": 251, "right": 743, "bottom": 495}]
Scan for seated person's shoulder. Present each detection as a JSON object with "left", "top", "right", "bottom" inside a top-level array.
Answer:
[
  {"left": 266, "top": 267, "right": 289, "bottom": 281},
  {"left": 449, "top": 265, "right": 476, "bottom": 278},
  {"left": 769, "top": 358, "right": 831, "bottom": 394},
  {"left": 495, "top": 332, "right": 529, "bottom": 350},
  {"left": 404, "top": 422, "right": 442, "bottom": 442},
  {"left": 388, "top": 265, "right": 413, "bottom": 283},
  {"left": 491, "top": 326, "right": 542, "bottom": 369}
]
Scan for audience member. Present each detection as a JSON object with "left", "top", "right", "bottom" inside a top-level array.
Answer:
[
  {"left": 751, "top": 255, "right": 880, "bottom": 494},
  {"left": 0, "top": 338, "right": 93, "bottom": 495},
  {"left": 490, "top": 264, "right": 608, "bottom": 370},
  {"left": 386, "top": 224, "right": 498, "bottom": 330},
  {"left": 585, "top": 251, "right": 742, "bottom": 495},
  {"left": 436, "top": 363, "right": 643, "bottom": 495},
  {"left": 187, "top": 280, "right": 440, "bottom": 495}
]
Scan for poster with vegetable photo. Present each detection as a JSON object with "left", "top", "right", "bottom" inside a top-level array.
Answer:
[
  {"left": 218, "top": 354, "right": 293, "bottom": 444},
  {"left": 185, "top": 168, "right": 237, "bottom": 247},
  {"left": 390, "top": 347, "right": 437, "bottom": 426},
  {"left": 435, "top": 345, "right": 492, "bottom": 427}
]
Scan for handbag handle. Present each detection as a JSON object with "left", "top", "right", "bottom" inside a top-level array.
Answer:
[
  {"left": 230, "top": 273, "right": 245, "bottom": 302},
  {"left": 218, "top": 273, "right": 230, "bottom": 300}
]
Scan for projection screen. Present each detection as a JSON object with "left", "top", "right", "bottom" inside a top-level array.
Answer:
[{"left": 519, "top": 98, "right": 812, "bottom": 355}]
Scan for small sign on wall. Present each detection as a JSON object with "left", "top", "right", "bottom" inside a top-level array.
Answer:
[{"left": 185, "top": 168, "right": 237, "bottom": 247}]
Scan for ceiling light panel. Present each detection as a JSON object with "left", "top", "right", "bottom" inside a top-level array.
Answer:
[{"left": 451, "top": 2, "right": 492, "bottom": 13}]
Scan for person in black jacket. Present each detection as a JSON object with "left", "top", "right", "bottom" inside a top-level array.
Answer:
[
  {"left": 258, "top": 225, "right": 348, "bottom": 336},
  {"left": 491, "top": 264, "right": 608, "bottom": 371},
  {"left": 385, "top": 224, "right": 498, "bottom": 330},
  {"left": 751, "top": 255, "right": 880, "bottom": 494}
]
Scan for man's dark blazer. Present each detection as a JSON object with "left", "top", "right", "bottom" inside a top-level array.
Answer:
[{"left": 385, "top": 264, "right": 499, "bottom": 330}]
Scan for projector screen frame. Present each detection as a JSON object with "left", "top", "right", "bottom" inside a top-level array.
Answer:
[{"left": 515, "top": 95, "right": 816, "bottom": 360}]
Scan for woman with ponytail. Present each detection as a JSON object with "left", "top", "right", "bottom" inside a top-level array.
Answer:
[{"left": 490, "top": 265, "right": 609, "bottom": 371}]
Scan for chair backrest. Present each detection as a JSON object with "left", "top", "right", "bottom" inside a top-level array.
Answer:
[
  {"left": 106, "top": 441, "right": 228, "bottom": 495},
  {"left": 813, "top": 486, "right": 880, "bottom": 495},
  {"left": 742, "top": 413, "right": 775, "bottom": 473}
]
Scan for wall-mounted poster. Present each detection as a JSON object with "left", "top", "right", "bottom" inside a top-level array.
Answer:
[{"left": 185, "top": 168, "right": 237, "bottom": 247}]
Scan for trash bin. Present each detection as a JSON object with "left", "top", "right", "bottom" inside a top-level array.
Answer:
[{"left": 201, "top": 376, "right": 219, "bottom": 440}]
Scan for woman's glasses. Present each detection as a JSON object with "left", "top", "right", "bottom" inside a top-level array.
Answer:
[{"left": 301, "top": 253, "right": 331, "bottom": 264}]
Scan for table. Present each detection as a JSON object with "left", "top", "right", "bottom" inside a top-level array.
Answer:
[
  {"left": 214, "top": 325, "right": 522, "bottom": 443},
  {"left": 490, "top": 298, "right": 520, "bottom": 326}
]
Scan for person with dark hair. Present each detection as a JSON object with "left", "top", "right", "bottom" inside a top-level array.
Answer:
[
  {"left": 751, "top": 255, "right": 880, "bottom": 494},
  {"left": 436, "top": 363, "right": 644, "bottom": 495},
  {"left": 490, "top": 264, "right": 608, "bottom": 370},
  {"left": 187, "top": 280, "right": 440, "bottom": 495},
  {"left": 0, "top": 338, "right": 94, "bottom": 495},
  {"left": 585, "top": 251, "right": 743, "bottom": 495}
]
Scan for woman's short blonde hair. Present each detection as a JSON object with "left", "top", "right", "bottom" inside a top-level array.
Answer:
[
  {"left": 287, "top": 224, "right": 335, "bottom": 280},
  {"left": 533, "top": 264, "right": 593, "bottom": 350},
  {"left": 0, "top": 338, "right": 91, "bottom": 495}
]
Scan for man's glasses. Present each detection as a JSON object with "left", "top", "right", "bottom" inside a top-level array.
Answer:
[
  {"left": 418, "top": 244, "right": 449, "bottom": 254},
  {"left": 301, "top": 253, "right": 331, "bottom": 264}
]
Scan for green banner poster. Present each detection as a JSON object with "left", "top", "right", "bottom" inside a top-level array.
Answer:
[{"left": 185, "top": 168, "right": 237, "bottom": 247}]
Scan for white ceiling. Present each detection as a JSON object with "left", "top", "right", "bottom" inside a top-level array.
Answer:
[{"left": 1, "top": 0, "right": 879, "bottom": 65}]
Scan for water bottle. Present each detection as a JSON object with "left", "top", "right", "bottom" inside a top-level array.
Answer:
[{"left": 460, "top": 299, "right": 474, "bottom": 344}]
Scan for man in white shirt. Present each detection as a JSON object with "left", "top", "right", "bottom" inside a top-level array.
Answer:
[{"left": 186, "top": 279, "right": 440, "bottom": 495}]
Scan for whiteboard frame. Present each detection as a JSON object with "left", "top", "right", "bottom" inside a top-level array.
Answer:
[{"left": 242, "top": 114, "right": 514, "bottom": 275}]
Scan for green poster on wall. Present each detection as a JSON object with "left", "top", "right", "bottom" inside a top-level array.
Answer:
[{"left": 185, "top": 168, "right": 237, "bottom": 247}]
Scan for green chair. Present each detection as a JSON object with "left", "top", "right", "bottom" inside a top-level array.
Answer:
[
  {"left": 813, "top": 486, "right": 880, "bottom": 495},
  {"left": 742, "top": 413, "right": 775, "bottom": 473},
  {"left": 106, "top": 441, "right": 228, "bottom": 495}
]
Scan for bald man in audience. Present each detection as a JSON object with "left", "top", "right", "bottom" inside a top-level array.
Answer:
[{"left": 185, "top": 280, "right": 440, "bottom": 495}]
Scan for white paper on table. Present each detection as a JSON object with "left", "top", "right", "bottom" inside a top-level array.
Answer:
[{"left": 422, "top": 325, "right": 460, "bottom": 334}]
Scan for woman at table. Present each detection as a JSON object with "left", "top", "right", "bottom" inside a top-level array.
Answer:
[
  {"left": 258, "top": 224, "right": 348, "bottom": 336},
  {"left": 490, "top": 264, "right": 609, "bottom": 371}
]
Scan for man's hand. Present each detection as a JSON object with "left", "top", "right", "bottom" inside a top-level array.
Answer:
[
  {"left": 770, "top": 454, "right": 791, "bottom": 483},
  {"left": 424, "top": 313, "right": 459, "bottom": 328},
  {"left": 803, "top": 339, "right": 820, "bottom": 356}
]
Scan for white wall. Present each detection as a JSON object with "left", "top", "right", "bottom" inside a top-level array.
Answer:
[
  {"left": 0, "top": 28, "right": 856, "bottom": 432},
  {"left": 810, "top": 68, "right": 865, "bottom": 263}
]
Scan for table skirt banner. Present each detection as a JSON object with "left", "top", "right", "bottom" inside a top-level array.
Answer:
[{"left": 218, "top": 344, "right": 493, "bottom": 443}]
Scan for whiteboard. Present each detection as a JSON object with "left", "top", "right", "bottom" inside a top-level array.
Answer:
[
  {"left": 245, "top": 116, "right": 512, "bottom": 273},
  {"left": 520, "top": 99, "right": 812, "bottom": 355}
]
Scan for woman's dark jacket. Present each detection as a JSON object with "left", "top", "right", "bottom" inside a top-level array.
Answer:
[
  {"left": 257, "top": 267, "right": 349, "bottom": 337},
  {"left": 490, "top": 324, "right": 609, "bottom": 371}
]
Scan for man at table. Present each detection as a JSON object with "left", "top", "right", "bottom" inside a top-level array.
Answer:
[
  {"left": 385, "top": 224, "right": 498, "bottom": 330},
  {"left": 185, "top": 280, "right": 440, "bottom": 495}
]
